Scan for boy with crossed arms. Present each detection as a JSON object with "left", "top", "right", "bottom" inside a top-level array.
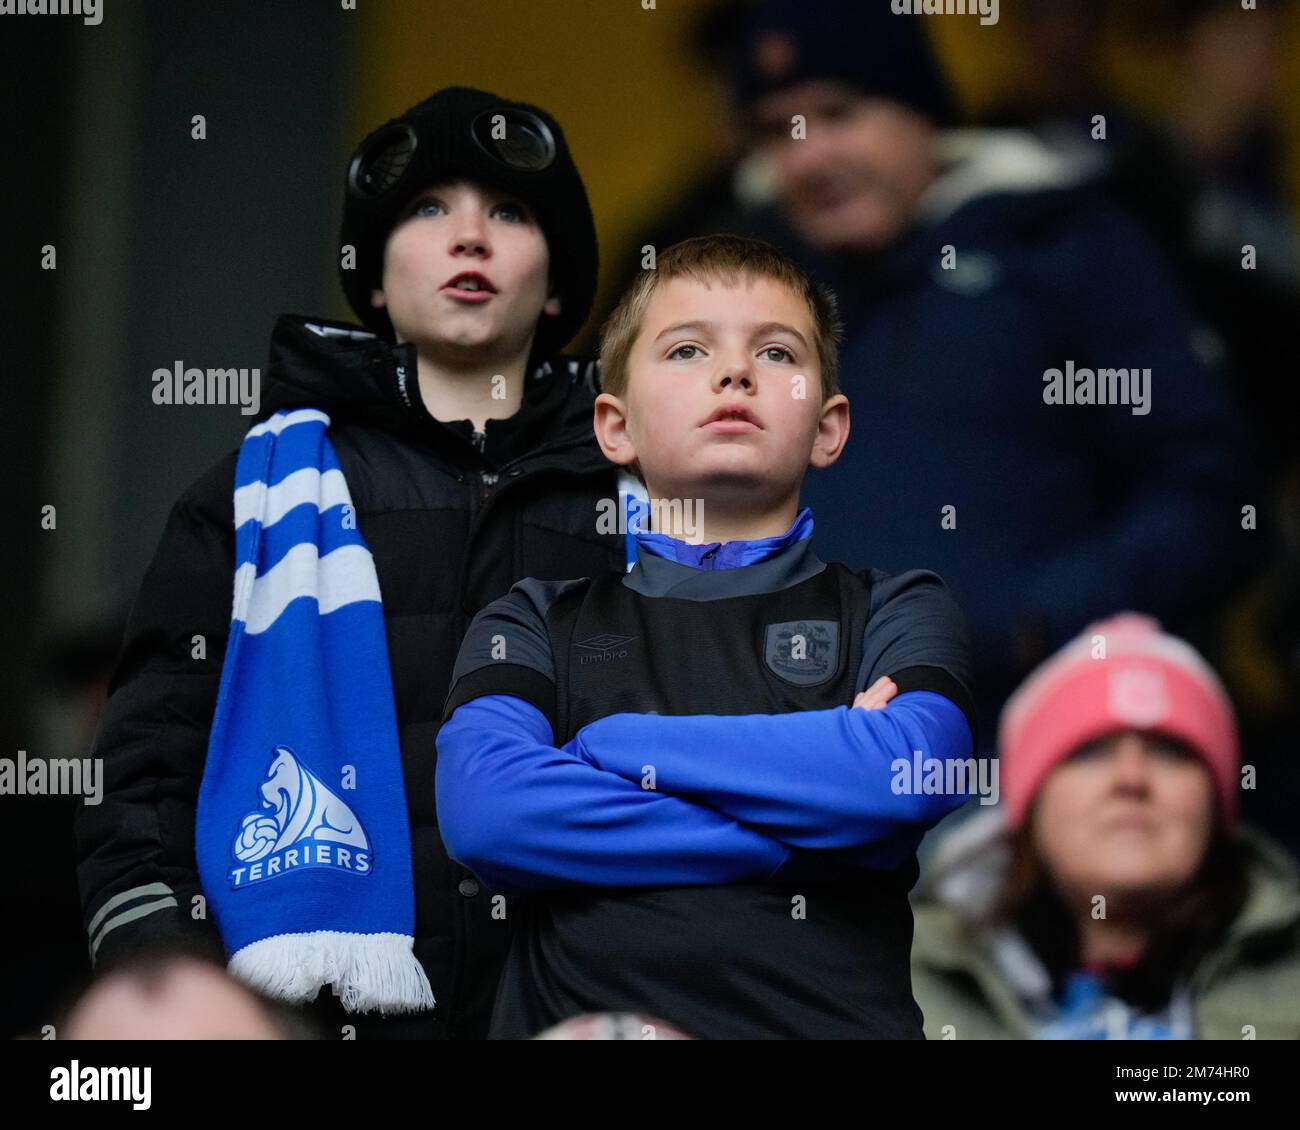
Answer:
[{"left": 437, "top": 235, "right": 977, "bottom": 1039}]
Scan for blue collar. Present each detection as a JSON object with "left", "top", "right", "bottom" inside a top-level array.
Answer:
[{"left": 633, "top": 507, "right": 815, "bottom": 570}]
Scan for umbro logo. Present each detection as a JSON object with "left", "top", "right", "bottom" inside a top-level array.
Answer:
[{"left": 577, "top": 633, "right": 637, "bottom": 665}]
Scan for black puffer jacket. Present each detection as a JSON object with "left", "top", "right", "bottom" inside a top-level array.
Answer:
[{"left": 73, "top": 314, "right": 625, "bottom": 1038}]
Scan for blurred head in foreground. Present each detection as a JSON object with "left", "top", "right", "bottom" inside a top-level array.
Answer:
[
  {"left": 63, "top": 949, "right": 317, "bottom": 1039},
  {"left": 533, "top": 1012, "right": 692, "bottom": 1040}
]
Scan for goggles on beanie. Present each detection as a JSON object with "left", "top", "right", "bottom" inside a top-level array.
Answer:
[{"left": 347, "top": 107, "right": 558, "bottom": 203}]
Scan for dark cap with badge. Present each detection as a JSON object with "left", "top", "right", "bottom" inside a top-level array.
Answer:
[{"left": 729, "top": 0, "right": 960, "bottom": 128}]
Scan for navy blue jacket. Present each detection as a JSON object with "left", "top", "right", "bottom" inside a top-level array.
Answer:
[{"left": 800, "top": 147, "right": 1264, "bottom": 731}]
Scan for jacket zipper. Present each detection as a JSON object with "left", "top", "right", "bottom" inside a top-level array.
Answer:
[
  {"left": 373, "top": 344, "right": 614, "bottom": 1029},
  {"left": 381, "top": 340, "right": 594, "bottom": 492},
  {"left": 454, "top": 448, "right": 616, "bottom": 619},
  {"left": 469, "top": 433, "right": 597, "bottom": 523},
  {"left": 471, "top": 430, "right": 499, "bottom": 499}
]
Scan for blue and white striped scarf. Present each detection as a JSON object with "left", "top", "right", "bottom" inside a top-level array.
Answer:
[{"left": 196, "top": 408, "right": 434, "bottom": 1014}]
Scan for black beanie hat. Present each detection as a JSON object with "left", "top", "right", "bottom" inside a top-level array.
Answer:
[
  {"left": 338, "top": 86, "right": 598, "bottom": 360},
  {"left": 730, "top": 0, "right": 960, "bottom": 128}
]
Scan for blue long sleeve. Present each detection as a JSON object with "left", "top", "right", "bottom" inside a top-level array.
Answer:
[
  {"left": 435, "top": 694, "right": 790, "bottom": 894},
  {"left": 571, "top": 691, "right": 974, "bottom": 852}
]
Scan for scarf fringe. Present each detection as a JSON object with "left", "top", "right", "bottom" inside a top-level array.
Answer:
[{"left": 230, "top": 931, "right": 435, "bottom": 1015}]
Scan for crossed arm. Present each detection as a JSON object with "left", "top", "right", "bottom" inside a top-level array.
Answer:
[{"left": 434, "top": 675, "right": 973, "bottom": 894}]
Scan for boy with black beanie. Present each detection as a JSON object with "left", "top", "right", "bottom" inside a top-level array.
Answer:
[{"left": 75, "top": 86, "right": 632, "bottom": 1039}]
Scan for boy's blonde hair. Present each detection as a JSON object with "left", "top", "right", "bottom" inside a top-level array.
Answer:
[{"left": 598, "top": 234, "right": 844, "bottom": 402}]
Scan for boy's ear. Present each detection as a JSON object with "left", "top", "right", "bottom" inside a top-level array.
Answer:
[
  {"left": 370, "top": 287, "right": 386, "bottom": 310},
  {"left": 593, "top": 392, "right": 638, "bottom": 469},
  {"left": 808, "top": 393, "right": 851, "bottom": 470}
]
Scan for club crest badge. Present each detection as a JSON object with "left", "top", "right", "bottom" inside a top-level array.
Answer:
[
  {"left": 764, "top": 619, "right": 839, "bottom": 687},
  {"left": 229, "top": 745, "right": 371, "bottom": 889},
  {"left": 1108, "top": 666, "right": 1170, "bottom": 729}
]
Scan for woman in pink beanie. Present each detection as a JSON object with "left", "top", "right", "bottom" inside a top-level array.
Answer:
[{"left": 909, "top": 614, "right": 1300, "bottom": 1039}]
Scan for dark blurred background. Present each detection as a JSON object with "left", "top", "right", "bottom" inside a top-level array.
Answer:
[{"left": 2, "top": 0, "right": 1299, "bottom": 1039}]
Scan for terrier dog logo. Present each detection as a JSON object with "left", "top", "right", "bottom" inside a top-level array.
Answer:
[{"left": 229, "top": 745, "right": 372, "bottom": 889}]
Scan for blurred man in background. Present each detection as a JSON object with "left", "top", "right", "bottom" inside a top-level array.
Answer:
[{"left": 714, "top": 0, "right": 1267, "bottom": 765}]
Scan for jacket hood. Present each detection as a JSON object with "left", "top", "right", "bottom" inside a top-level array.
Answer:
[
  {"left": 898, "top": 128, "right": 1108, "bottom": 273},
  {"left": 250, "top": 314, "right": 612, "bottom": 476},
  {"left": 915, "top": 128, "right": 1104, "bottom": 230}
]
